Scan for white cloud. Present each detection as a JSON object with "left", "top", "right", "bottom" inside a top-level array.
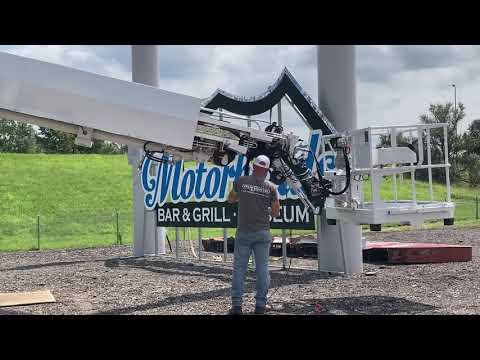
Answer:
[
  {"left": 358, "top": 46, "right": 480, "bottom": 131},
  {"left": 6, "top": 45, "right": 131, "bottom": 81},
  {"left": 2, "top": 44, "right": 480, "bottom": 139}
]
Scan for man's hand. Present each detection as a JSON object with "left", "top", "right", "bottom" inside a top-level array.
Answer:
[
  {"left": 271, "top": 199, "right": 280, "bottom": 218},
  {"left": 227, "top": 188, "right": 238, "bottom": 204}
]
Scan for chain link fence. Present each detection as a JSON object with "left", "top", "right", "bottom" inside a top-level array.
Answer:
[
  {"left": 0, "top": 210, "right": 133, "bottom": 252},
  {"left": 0, "top": 210, "right": 312, "bottom": 253},
  {"left": 1, "top": 197, "right": 480, "bottom": 253}
]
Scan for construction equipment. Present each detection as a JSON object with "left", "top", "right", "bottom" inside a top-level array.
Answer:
[{"left": 0, "top": 51, "right": 454, "bottom": 227}]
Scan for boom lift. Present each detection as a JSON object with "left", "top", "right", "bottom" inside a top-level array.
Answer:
[{"left": 0, "top": 52, "right": 454, "bottom": 228}]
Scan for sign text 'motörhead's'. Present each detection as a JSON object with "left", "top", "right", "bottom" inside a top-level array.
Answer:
[{"left": 141, "top": 133, "right": 335, "bottom": 211}]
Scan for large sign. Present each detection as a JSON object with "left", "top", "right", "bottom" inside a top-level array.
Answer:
[
  {"left": 156, "top": 199, "right": 315, "bottom": 229},
  {"left": 141, "top": 132, "right": 335, "bottom": 229}
]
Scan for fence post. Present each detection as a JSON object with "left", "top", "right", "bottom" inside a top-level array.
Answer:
[
  {"left": 175, "top": 227, "right": 179, "bottom": 259},
  {"left": 223, "top": 228, "right": 228, "bottom": 262},
  {"left": 37, "top": 215, "right": 40, "bottom": 250},
  {"left": 198, "top": 228, "right": 202, "bottom": 262},
  {"left": 476, "top": 196, "right": 479, "bottom": 220},
  {"left": 116, "top": 211, "right": 121, "bottom": 245}
]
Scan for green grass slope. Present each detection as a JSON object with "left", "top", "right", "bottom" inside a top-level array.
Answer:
[
  {"left": 0, "top": 154, "right": 133, "bottom": 251},
  {"left": 1, "top": 153, "right": 479, "bottom": 251}
]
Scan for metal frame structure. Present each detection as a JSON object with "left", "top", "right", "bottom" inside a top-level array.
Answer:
[
  {"left": 154, "top": 227, "right": 338, "bottom": 274},
  {"left": 322, "top": 124, "right": 455, "bottom": 228},
  {"left": 0, "top": 46, "right": 456, "bottom": 276}
]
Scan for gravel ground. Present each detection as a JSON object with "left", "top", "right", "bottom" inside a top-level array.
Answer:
[{"left": 0, "top": 226, "right": 479, "bottom": 315}]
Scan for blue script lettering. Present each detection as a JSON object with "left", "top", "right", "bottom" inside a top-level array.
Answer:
[
  {"left": 204, "top": 167, "right": 221, "bottom": 198},
  {"left": 171, "top": 161, "right": 184, "bottom": 202},
  {"left": 194, "top": 163, "right": 208, "bottom": 199},
  {"left": 141, "top": 134, "right": 336, "bottom": 209},
  {"left": 180, "top": 169, "right": 196, "bottom": 199}
]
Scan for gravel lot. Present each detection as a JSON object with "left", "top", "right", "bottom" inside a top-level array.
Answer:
[{"left": 0, "top": 226, "right": 479, "bottom": 315}]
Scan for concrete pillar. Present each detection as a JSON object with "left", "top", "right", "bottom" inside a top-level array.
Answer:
[
  {"left": 129, "top": 45, "right": 165, "bottom": 257},
  {"left": 317, "top": 45, "right": 363, "bottom": 274}
]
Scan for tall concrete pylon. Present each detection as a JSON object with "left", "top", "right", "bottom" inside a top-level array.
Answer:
[
  {"left": 129, "top": 45, "right": 165, "bottom": 257},
  {"left": 317, "top": 45, "right": 363, "bottom": 274}
]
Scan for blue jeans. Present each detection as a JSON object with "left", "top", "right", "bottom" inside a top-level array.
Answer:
[{"left": 231, "top": 229, "right": 272, "bottom": 308}]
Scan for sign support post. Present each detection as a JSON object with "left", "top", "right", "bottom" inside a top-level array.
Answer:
[
  {"left": 129, "top": 45, "right": 165, "bottom": 257},
  {"left": 278, "top": 100, "right": 288, "bottom": 270},
  {"left": 317, "top": 45, "right": 363, "bottom": 274},
  {"left": 220, "top": 109, "right": 229, "bottom": 263}
]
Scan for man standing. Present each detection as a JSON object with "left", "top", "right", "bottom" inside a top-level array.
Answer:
[{"left": 227, "top": 155, "right": 280, "bottom": 315}]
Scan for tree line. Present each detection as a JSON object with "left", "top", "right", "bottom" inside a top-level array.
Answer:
[
  {"left": 0, "top": 120, "right": 127, "bottom": 154},
  {"left": 378, "top": 102, "right": 480, "bottom": 186},
  {"left": 1, "top": 101, "right": 480, "bottom": 185}
]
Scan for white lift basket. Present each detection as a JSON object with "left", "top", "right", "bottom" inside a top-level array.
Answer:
[{"left": 322, "top": 124, "right": 455, "bottom": 231}]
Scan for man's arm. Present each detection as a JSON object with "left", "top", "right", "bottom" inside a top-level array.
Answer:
[
  {"left": 271, "top": 198, "right": 280, "bottom": 218},
  {"left": 227, "top": 188, "right": 238, "bottom": 204},
  {"left": 227, "top": 181, "right": 238, "bottom": 204},
  {"left": 270, "top": 185, "right": 280, "bottom": 218}
]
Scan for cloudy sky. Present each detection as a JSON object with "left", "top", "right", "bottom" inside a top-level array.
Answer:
[{"left": 1, "top": 45, "right": 478, "bottom": 141}]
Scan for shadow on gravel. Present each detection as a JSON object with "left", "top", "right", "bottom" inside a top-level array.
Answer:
[
  {"left": 0, "top": 259, "right": 107, "bottom": 272},
  {"left": 0, "top": 308, "right": 28, "bottom": 315},
  {"left": 104, "top": 257, "right": 336, "bottom": 285},
  {"left": 105, "top": 257, "right": 233, "bottom": 284},
  {"left": 96, "top": 257, "right": 338, "bottom": 315},
  {"left": 269, "top": 295, "right": 437, "bottom": 315},
  {"left": 95, "top": 287, "right": 233, "bottom": 315}
]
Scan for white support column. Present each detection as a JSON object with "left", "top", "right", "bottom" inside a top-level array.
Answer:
[
  {"left": 277, "top": 100, "right": 288, "bottom": 270},
  {"left": 129, "top": 45, "right": 165, "bottom": 257},
  {"left": 317, "top": 45, "right": 363, "bottom": 274}
]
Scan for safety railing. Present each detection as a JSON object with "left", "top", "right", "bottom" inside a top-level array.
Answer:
[{"left": 318, "top": 123, "right": 457, "bottom": 230}]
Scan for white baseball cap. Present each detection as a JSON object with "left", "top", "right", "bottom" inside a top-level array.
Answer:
[{"left": 254, "top": 155, "right": 270, "bottom": 169}]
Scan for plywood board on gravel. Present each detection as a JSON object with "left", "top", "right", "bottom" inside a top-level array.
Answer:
[{"left": 0, "top": 290, "right": 56, "bottom": 307}]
